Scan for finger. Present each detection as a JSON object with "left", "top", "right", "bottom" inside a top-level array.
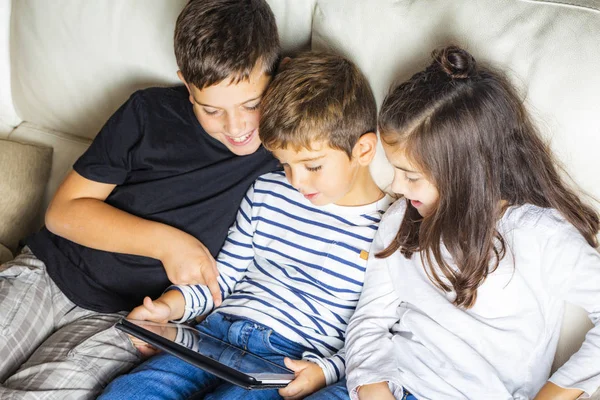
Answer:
[
  {"left": 283, "top": 357, "right": 299, "bottom": 372},
  {"left": 203, "top": 265, "right": 222, "bottom": 307},
  {"left": 137, "top": 344, "right": 160, "bottom": 358},
  {"left": 278, "top": 379, "right": 303, "bottom": 399},
  {"left": 142, "top": 296, "right": 156, "bottom": 311}
]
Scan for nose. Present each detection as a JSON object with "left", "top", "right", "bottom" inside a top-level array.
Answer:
[
  {"left": 225, "top": 110, "right": 244, "bottom": 136},
  {"left": 287, "top": 168, "right": 307, "bottom": 191},
  {"left": 390, "top": 171, "right": 406, "bottom": 196}
]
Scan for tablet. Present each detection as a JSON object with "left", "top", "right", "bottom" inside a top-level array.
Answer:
[{"left": 115, "top": 318, "right": 295, "bottom": 390}]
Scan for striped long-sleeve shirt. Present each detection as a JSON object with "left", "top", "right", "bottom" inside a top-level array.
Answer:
[{"left": 172, "top": 171, "right": 392, "bottom": 384}]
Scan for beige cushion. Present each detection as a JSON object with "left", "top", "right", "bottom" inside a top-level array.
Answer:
[
  {"left": 8, "top": 122, "right": 92, "bottom": 214},
  {"left": 0, "top": 242, "right": 12, "bottom": 264},
  {"left": 9, "top": 0, "right": 315, "bottom": 140},
  {"left": 0, "top": 139, "right": 52, "bottom": 252},
  {"left": 312, "top": 0, "right": 600, "bottom": 205}
]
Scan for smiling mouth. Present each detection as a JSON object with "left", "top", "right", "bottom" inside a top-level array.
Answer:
[
  {"left": 410, "top": 199, "right": 423, "bottom": 208},
  {"left": 226, "top": 129, "right": 256, "bottom": 145}
]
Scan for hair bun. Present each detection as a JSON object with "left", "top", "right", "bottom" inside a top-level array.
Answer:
[{"left": 434, "top": 46, "right": 476, "bottom": 79}]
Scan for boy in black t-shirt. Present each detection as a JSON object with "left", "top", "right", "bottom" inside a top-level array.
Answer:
[{"left": 0, "top": 1, "right": 280, "bottom": 398}]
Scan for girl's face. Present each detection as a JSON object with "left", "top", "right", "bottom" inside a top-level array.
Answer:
[{"left": 382, "top": 141, "right": 439, "bottom": 217}]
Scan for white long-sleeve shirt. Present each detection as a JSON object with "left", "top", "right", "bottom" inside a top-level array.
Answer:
[
  {"left": 345, "top": 200, "right": 600, "bottom": 399},
  {"left": 172, "top": 172, "right": 392, "bottom": 384}
]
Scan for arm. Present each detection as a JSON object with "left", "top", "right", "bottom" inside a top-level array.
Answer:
[
  {"left": 277, "top": 348, "right": 345, "bottom": 399},
  {"left": 539, "top": 229, "right": 600, "bottom": 398},
  {"left": 46, "top": 171, "right": 218, "bottom": 294},
  {"left": 345, "top": 226, "right": 405, "bottom": 400},
  {"left": 169, "top": 184, "right": 259, "bottom": 322},
  {"left": 357, "top": 382, "right": 396, "bottom": 400}
]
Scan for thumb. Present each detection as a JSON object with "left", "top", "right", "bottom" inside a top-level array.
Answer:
[
  {"left": 283, "top": 357, "right": 300, "bottom": 372},
  {"left": 143, "top": 296, "right": 157, "bottom": 312}
]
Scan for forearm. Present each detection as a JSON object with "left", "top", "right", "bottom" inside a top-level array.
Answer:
[
  {"left": 46, "top": 196, "right": 177, "bottom": 260},
  {"left": 157, "top": 289, "right": 187, "bottom": 321},
  {"left": 533, "top": 382, "right": 583, "bottom": 400},
  {"left": 357, "top": 382, "right": 395, "bottom": 400}
]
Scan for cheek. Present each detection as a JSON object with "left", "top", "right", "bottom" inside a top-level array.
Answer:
[
  {"left": 196, "top": 114, "right": 222, "bottom": 135},
  {"left": 245, "top": 112, "right": 260, "bottom": 129}
]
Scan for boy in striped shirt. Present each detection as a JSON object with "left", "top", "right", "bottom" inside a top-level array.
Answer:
[{"left": 101, "top": 52, "right": 393, "bottom": 400}]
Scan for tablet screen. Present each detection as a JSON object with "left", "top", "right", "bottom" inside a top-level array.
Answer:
[{"left": 120, "top": 318, "right": 295, "bottom": 386}]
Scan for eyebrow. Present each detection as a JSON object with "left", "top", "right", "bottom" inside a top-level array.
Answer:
[
  {"left": 392, "top": 164, "right": 419, "bottom": 173},
  {"left": 296, "top": 155, "right": 326, "bottom": 162},
  {"left": 195, "top": 95, "right": 262, "bottom": 109}
]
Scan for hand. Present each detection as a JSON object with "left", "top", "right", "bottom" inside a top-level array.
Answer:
[
  {"left": 533, "top": 381, "right": 584, "bottom": 400},
  {"left": 357, "top": 382, "right": 395, "bottom": 400},
  {"left": 128, "top": 295, "right": 173, "bottom": 323},
  {"left": 278, "top": 357, "right": 326, "bottom": 400},
  {"left": 158, "top": 230, "right": 222, "bottom": 306},
  {"left": 126, "top": 293, "right": 183, "bottom": 356}
]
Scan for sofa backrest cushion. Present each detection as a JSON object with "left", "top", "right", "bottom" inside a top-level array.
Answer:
[
  {"left": 312, "top": 0, "right": 600, "bottom": 207},
  {"left": 9, "top": 0, "right": 315, "bottom": 140}
]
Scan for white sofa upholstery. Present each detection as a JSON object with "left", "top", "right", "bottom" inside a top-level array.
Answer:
[{"left": 0, "top": 0, "right": 598, "bottom": 397}]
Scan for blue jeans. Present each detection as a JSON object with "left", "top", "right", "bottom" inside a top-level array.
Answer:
[{"left": 99, "top": 313, "right": 350, "bottom": 400}]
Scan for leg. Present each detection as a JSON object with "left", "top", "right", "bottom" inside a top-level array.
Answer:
[
  {"left": 305, "top": 378, "right": 350, "bottom": 400},
  {"left": 1, "top": 311, "right": 141, "bottom": 400},
  {"left": 98, "top": 313, "right": 239, "bottom": 400},
  {"left": 0, "top": 249, "right": 69, "bottom": 382},
  {"left": 205, "top": 382, "right": 282, "bottom": 400}
]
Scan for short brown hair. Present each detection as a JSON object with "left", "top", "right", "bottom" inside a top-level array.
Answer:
[
  {"left": 259, "top": 52, "right": 377, "bottom": 157},
  {"left": 174, "top": 0, "right": 280, "bottom": 89}
]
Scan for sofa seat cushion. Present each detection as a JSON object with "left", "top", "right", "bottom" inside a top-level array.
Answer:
[{"left": 0, "top": 138, "right": 52, "bottom": 253}]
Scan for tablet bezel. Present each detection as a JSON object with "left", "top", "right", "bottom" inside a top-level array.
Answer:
[{"left": 116, "top": 318, "right": 294, "bottom": 390}]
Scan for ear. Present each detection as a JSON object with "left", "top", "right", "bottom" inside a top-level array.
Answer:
[
  {"left": 177, "top": 70, "right": 195, "bottom": 105},
  {"left": 352, "top": 132, "right": 378, "bottom": 166}
]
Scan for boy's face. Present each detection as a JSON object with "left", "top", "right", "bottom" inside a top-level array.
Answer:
[
  {"left": 179, "top": 66, "right": 271, "bottom": 156},
  {"left": 273, "top": 141, "right": 366, "bottom": 207}
]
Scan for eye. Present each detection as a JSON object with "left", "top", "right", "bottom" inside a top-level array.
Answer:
[
  {"left": 203, "top": 108, "right": 220, "bottom": 116},
  {"left": 244, "top": 102, "right": 261, "bottom": 111},
  {"left": 306, "top": 165, "right": 322, "bottom": 172}
]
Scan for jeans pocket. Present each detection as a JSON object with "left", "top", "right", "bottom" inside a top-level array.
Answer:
[{"left": 263, "top": 329, "right": 306, "bottom": 359}]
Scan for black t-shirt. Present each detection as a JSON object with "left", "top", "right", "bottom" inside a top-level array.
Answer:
[{"left": 26, "top": 86, "right": 279, "bottom": 313}]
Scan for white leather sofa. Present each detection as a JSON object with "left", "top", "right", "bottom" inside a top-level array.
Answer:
[{"left": 1, "top": 0, "right": 599, "bottom": 397}]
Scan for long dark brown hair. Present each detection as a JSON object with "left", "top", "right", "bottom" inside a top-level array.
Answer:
[{"left": 377, "top": 46, "right": 599, "bottom": 308}]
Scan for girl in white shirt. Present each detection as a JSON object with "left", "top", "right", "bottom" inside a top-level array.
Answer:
[{"left": 345, "top": 46, "right": 600, "bottom": 400}]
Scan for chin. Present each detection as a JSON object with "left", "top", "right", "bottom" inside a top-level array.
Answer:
[{"left": 228, "top": 143, "right": 261, "bottom": 156}]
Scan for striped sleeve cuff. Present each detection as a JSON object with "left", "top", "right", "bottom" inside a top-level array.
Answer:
[
  {"left": 174, "top": 325, "right": 200, "bottom": 351},
  {"left": 303, "top": 352, "right": 345, "bottom": 386},
  {"left": 167, "top": 285, "right": 214, "bottom": 323}
]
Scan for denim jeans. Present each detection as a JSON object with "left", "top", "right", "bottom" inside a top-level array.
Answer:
[{"left": 99, "top": 312, "right": 350, "bottom": 400}]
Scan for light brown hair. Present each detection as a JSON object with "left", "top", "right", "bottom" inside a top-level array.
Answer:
[
  {"left": 377, "top": 46, "right": 599, "bottom": 308},
  {"left": 174, "top": 0, "right": 280, "bottom": 89},
  {"left": 259, "top": 52, "right": 377, "bottom": 157}
]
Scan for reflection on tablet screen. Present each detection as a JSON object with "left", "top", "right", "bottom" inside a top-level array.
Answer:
[{"left": 125, "top": 319, "right": 295, "bottom": 384}]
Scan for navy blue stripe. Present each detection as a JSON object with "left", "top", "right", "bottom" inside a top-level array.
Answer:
[
  {"left": 253, "top": 262, "right": 320, "bottom": 314},
  {"left": 239, "top": 202, "right": 251, "bottom": 225},
  {"left": 255, "top": 189, "right": 376, "bottom": 241},
  {"left": 327, "top": 358, "right": 341, "bottom": 380},
  {"left": 253, "top": 216, "right": 361, "bottom": 253},
  {"left": 252, "top": 200, "right": 372, "bottom": 243},
  {"left": 220, "top": 249, "right": 253, "bottom": 261},
  {"left": 361, "top": 214, "right": 381, "bottom": 223},
  {"left": 254, "top": 244, "right": 363, "bottom": 288},
  {"left": 226, "top": 237, "right": 252, "bottom": 249},
  {"left": 235, "top": 221, "right": 252, "bottom": 238},
  {"left": 255, "top": 230, "right": 365, "bottom": 272}
]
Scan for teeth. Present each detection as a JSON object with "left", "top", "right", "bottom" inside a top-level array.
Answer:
[{"left": 231, "top": 132, "right": 252, "bottom": 143}]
